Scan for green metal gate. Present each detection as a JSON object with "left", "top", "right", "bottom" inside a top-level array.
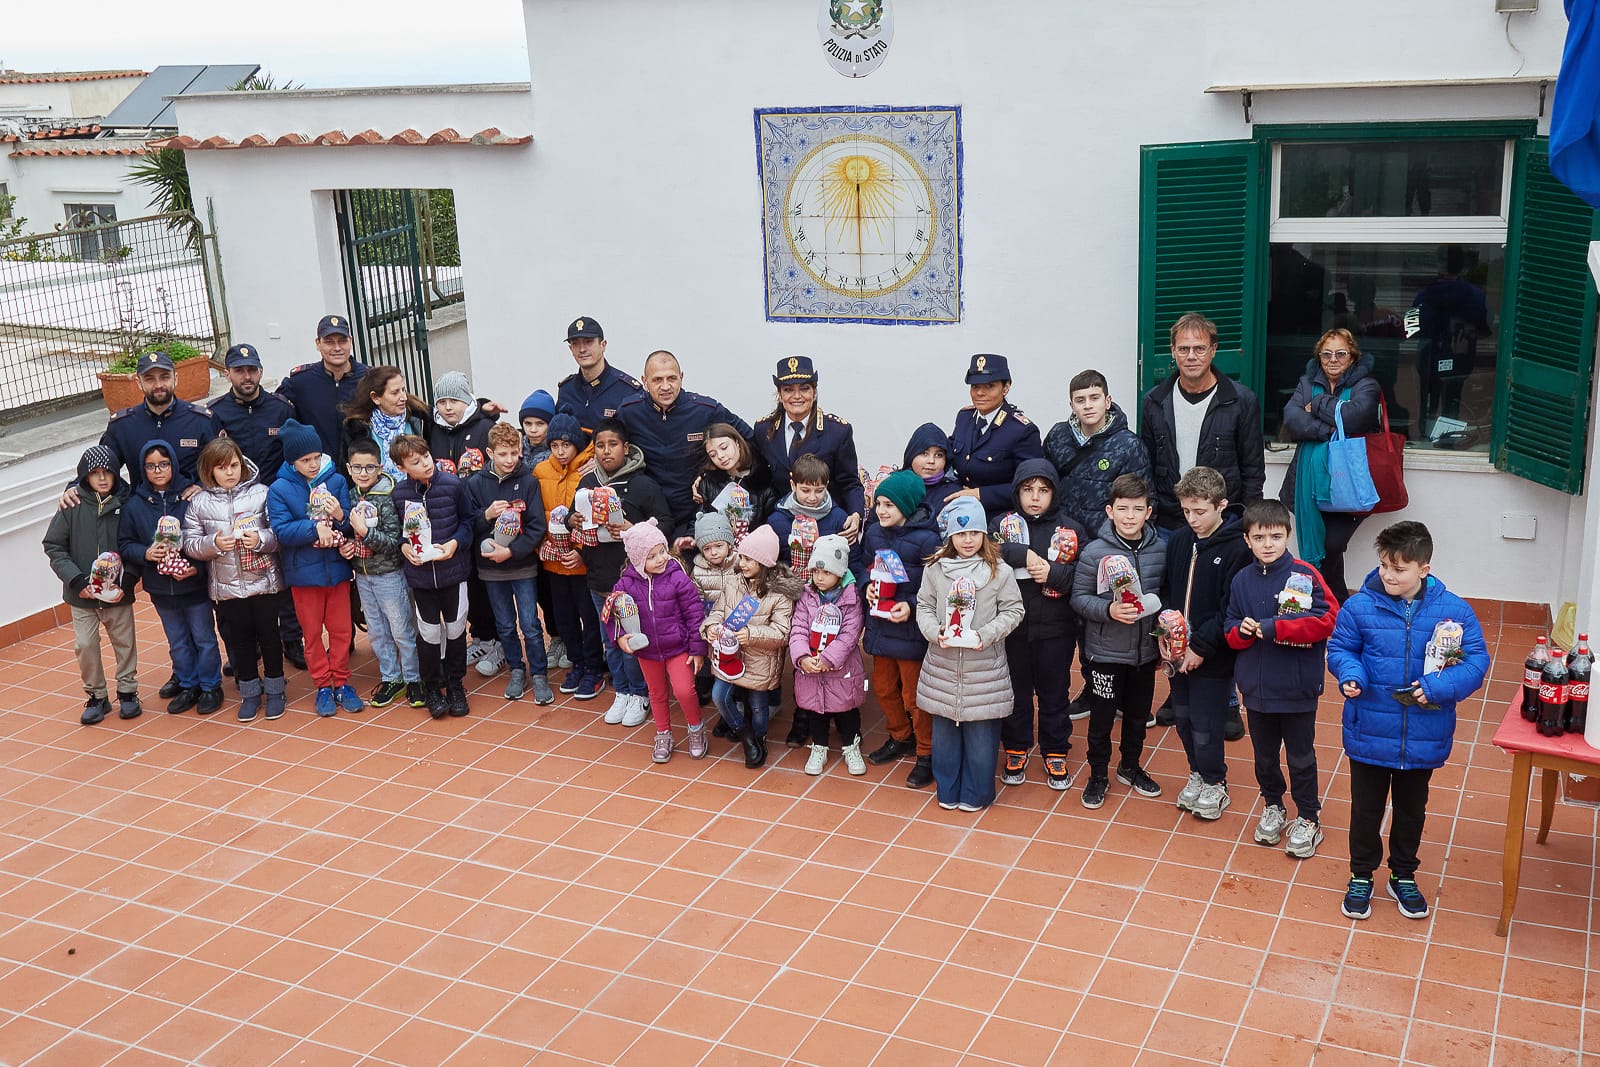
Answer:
[{"left": 335, "top": 189, "right": 433, "bottom": 402}]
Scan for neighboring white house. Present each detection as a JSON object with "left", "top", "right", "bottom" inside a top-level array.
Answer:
[{"left": 5, "top": 1, "right": 1600, "bottom": 634}]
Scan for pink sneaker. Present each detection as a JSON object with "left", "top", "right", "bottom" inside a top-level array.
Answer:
[
  {"left": 652, "top": 731, "right": 674, "bottom": 763},
  {"left": 687, "top": 726, "right": 709, "bottom": 760}
]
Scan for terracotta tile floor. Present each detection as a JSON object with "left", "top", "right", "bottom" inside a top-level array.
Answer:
[{"left": 0, "top": 599, "right": 1593, "bottom": 1065}]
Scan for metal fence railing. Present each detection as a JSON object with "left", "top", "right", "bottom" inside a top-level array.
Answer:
[{"left": 0, "top": 212, "right": 221, "bottom": 417}]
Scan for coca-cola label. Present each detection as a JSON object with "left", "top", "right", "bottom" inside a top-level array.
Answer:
[
  {"left": 1540, "top": 682, "right": 1568, "bottom": 704},
  {"left": 1525, "top": 667, "right": 1542, "bottom": 688},
  {"left": 1571, "top": 681, "right": 1590, "bottom": 702}
]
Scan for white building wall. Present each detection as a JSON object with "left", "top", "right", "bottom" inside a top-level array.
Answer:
[{"left": 1, "top": 152, "right": 147, "bottom": 231}]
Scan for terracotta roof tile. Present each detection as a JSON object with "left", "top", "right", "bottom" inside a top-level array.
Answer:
[
  {"left": 146, "top": 127, "right": 531, "bottom": 151},
  {"left": 8, "top": 144, "right": 146, "bottom": 157},
  {"left": 0, "top": 70, "right": 146, "bottom": 84}
]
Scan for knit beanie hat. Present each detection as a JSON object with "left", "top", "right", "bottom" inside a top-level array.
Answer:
[
  {"left": 547, "top": 412, "right": 586, "bottom": 447},
  {"left": 433, "top": 371, "right": 474, "bottom": 405},
  {"left": 736, "top": 525, "right": 780, "bottom": 568},
  {"left": 937, "top": 495, "right": 986, "bottom": 540},
  {"left": 622, "top": 517, "right": 667, "bottom": 572},
  {"left": 874, "top": 469, "right": 926, "bottom": 520},
  {"left": 519, "top": 389, "right": 556, "bottom": 423},
  {"left": 694, "top": 511, "right": 735, "bottom": 549},
  {"left": 809, "top": 534, "right": 851, "bottom": 578},
  {"left": 279, "top": 418, "right": 322, "bottom": 462},
  {"left": 78, "top": 444, "right": 117, "bottom": 478}
]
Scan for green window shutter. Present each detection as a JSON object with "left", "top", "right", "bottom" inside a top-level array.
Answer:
[
  {"left": 1137, "top": 140, "right": 1264, "bottom": 397},
  {"left": 1491, "top": 137, "right": 1600, "bottom": 494}
]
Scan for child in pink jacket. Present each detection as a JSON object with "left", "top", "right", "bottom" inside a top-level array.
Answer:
[{"left": 789, "top": 533, "right": 867, "bottom": 777}]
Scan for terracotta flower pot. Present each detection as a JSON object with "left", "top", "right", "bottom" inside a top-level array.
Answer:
[{"left": 98, "top": 357, "right": 211, "bottom": 412}]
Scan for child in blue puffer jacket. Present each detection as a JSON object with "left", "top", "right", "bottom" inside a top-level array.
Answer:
[{"left": 1326, "top": 520, "right": 1488, "bottom": 923}]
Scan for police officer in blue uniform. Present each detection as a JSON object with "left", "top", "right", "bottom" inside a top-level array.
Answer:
[
  {"left": 101, "top": 350, "right": 220, "bottom": 490},
  {"left": 277, "top": 314, "right": 369, "bottom": 467},
  {"left": 555, "top": 316, "right": 643, "bottom": 433},
  {"left": 752, "top": 355, "right": 864, "bottom": 539},
  {"left": 617, "top": 349, "right": 755, "bottom": 548},
  {"left": 209, "top": 343, "right": 295, "bottom": 477},
  {"left": 949, "top": 353, "right": 1044, "bottom": 516}
]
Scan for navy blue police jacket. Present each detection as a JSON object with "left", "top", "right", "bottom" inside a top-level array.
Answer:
[
  {"left": 102, "top": 398, "right": 220, "bottom": 486},
  {"left": 277, "top": 359, "right": 370, "bottom": 459},
  {"left": 617, "top": 390, "right": 754, "bottom": 542},
  {"left": 209, "top": 388, "right": 296, "bottom": 477},
  {"left": 752, "top": 408, "right": 865, "bottom": 516},
  {"left": 557, "top": 363, "right": 644, "bottom": 434},
  {"left": 949, "top": 401, "right": 1044, "bottom": 517}
]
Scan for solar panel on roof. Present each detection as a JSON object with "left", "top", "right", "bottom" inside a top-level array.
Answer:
[{"left": 101, "top": 63, "right": 261, "bottom": 129}]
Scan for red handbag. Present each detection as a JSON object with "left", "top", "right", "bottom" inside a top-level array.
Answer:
[{"left": 1364, "top": 395, "right": 1408, "bottom": 514}]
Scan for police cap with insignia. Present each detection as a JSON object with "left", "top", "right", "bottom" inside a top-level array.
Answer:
[
  {"left": 224, "top": 343, "right": 263, "bottom": 369},
  {"left": 773, "top": 355, "right": 817, "bottom": 386},
  {"left": 317, "top": 314, "right": 352, "bottom": 339},
  {"left": 964, "top": 353, "right": 1011, "bottom": 384},
  {"left": 138, "top": 350, "right": 175, "bottom": 375},
  {"left": 565, "top": 316, "right": 603, "bottom": 341}
]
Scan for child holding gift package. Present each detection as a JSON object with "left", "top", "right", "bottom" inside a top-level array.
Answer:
[
  {"left": 694, "top": 421, "right": 777, "bottom": 534},
  {"left": 768, "top": 453, "right": 851, "bottom": 567},
  {"left": 861, "top": 469, "right": 942, "bottom": 788},
  {"left": 610, "top": 519, "right": 709, "bottom": 763},
  {"left": 790, "top": 534, "right": 869, "bottom": 777},
  {"left": 1225, "top": 499, "right": 1340, "bottom": 860},
  {"left": 915, "top": 496, "right": 1025, "bottom": 811},
  {"left": 344, "top": 438, "right": 425, "bottom": 710},
  {"left": 702, "top": 525, "right": 802, "bottom": 768},
  {"left": 533, "top": 413, "right": 608, "bottom": 701},
  {"left": 268, "top": 419, "right": 359, "bottom": 717},
  {"left": 992, "top": 459, "right": 1088, "bottom": 791},
  {"left": 44, "top": 444, "right": 140, "bottom": 724},
  {"left": 691, "top": 511, "right": 740, "bottom": 712}
]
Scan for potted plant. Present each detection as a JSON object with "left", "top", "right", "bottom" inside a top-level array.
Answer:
[{"left": 98, "top": 340, "right": 211, "bottom": 412}]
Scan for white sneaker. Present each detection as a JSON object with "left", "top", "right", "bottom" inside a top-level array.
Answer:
[
  {"left": 1284, "top": 816, "right": 1324, "bottom": 859},
  {"left": 546, "top": 637, "right": 571, "bottom": 669},
  {"left": 603, "top": 691, "right": 630, "bottom": 725},
  {"left": 1255, "top": 804, "right": 1289, "bottom": 846},
  {"left": 620, "top": 694, "right": 650, "bottom": 728},
  {"left": 842, "top": 737, "right": 867, "bottom": 776},
  {"left": 804, "top": 743, "right": 828, "bottom": 775},
  {"left": 1175, "top": 772, "right": 1204, "bottom": 812},
  {"left": 474, "top": 643, "right": 507, "bottom": 677},
  {"left": 1192, "top": 782, "right": 1230, "bottom": 821},
  {"left": 465, "top": 638, "right": 494, "bottom": 665}
]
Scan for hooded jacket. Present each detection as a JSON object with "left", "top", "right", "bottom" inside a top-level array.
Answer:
[
  {"left": 43, "top": 446, "right": 137, "bottom": 606},
  {"left": 1140, "top": 372, "right": 1266, "bottom": 529},
  {"left": 992, "top": 458, "right": 1088, "bottom": 643},
  {"left": 1042, "top": 403, "right": 1152, "bottom": 532},
  {"left": 611, "top": 556, "right": 708, "bottom": 661},
  {"left": 182, "top": 457, "right": 283, "bottom": 601},
  {"left": 860, "top": 502, "right": 942, "bottom": 661},
  {"left": 1070, "top": 520, "right": 1167, "bottom": 666},
  {"left": 702, "top": 567, "right": 804, "bottom": 691},
  {"left": 1224, "top": 552, "right": 1339, "bottom": 713},
  {"left": 1161, "top": 513, "right": 1252, "bottom": 679},
  {"left": 348, "top": 471, "right": 403, "bottom": 577},
  {"left": 903, "top": 422, "right": 963, "bottom": 519},
  {"left": 427, "top": 399, "right": 498, "bottom": 472},
  {"left": 915, "top": 559, "right": 1026, "bottom": 721},
  {"left": 465, "top": 456, "right": 548, "bottom": 583},
  {"left": 267, "top": 455, "right": 355, "bottom": 589},
  {"left": 118, "top": 439, "right": 208, "bottom": 603},
  {"left": 1327, "top": 570, "right": 1489, "bottom": 771},
  {"left": 1279, "top": 355, "right": 1383, "bottom": 505},
  {"left": 790, "top": 581, "right": 868, "bottom": 714},
  {"left": 391, "top": 467, "right": 475, "bottom": 589},
  {"left": 575, "top": 444, "right": 672, "bottom": 594}
]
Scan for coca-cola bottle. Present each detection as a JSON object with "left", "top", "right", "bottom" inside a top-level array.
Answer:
[
  {"left": 1567, "top": 635, "right": 1592, "bottom": 735},
  {"left": 1539, "top": 650, "right": 1569, "bottom": 737},
  {"left": 1524, "top": 636, "right": 1550, "bottom": 722}
]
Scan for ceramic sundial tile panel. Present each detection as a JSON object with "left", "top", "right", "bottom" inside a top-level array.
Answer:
[{"left": 757, "top": 105, "right": 962, "bottom": 325}]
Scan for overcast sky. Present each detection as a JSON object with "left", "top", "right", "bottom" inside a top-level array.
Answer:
[{"left": 4, "top": 0, "right": 529, "bottom": 88}]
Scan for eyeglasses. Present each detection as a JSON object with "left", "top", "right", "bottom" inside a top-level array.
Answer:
[
  {"left": 1319, "top": 349, "right": 1353, "bottom": 360},
  {"left": 1173, "top": 344, "right": 1212, "bottom": 356},
  {"left": 348, "top": 463, "right": 381, "bottom": 473},
  {"left": 143, "top": 460, "right": 172, "bottom": 471}
]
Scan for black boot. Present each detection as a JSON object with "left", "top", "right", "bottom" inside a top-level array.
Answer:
[
  {"left": 1154, "top": 697, "right": 1176, "bottom": 727},
  {"left": 906, "top": 755, "right": 934, "bottom": 789},
  {"left": 784, "top": 707, "right": 812, "bottom": 749},
  {"left": 741, "top": 723, "right": 764, "bottom": 768},
  {"left": 712, "top": 718, "right": 735, "bottom": 740},
  {"left": 1224, "top": 705, "right": 1245, "bottom": 741},
  {"left": 158, "top": 675, "right": 182, "bottom": 699},
  {"left": 868, "top": 736, "right": 916, "bottom": 764}
]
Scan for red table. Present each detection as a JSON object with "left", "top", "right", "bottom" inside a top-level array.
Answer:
[{"left": 1491, "top": 699, "right": 1600, "bottom": 935}]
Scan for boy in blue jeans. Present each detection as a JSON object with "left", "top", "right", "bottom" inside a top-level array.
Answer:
[
  {"left": 345, "top": 438, "right": 426, "bottom": 710},
  {"left": 1327, "top": 520, "right": 1488, "bottom": 920}
]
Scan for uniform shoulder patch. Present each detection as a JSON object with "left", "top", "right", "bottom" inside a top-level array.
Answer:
[
  {"left": 959, "top": 404, "right": 976, "bottom": 412},
  {"left": 290, "top": 363, "right": 317, "bottom": 375},
  {"left": 620, "top": 373, "right": 642, "bottom": 388},
  {"left": 558, "top": 371, "right": 579, "bottom": 385},
  {"left": 1012, "top": 410, "right": 1032, "bottom": 426},
  {"left": 108, "top": 408, "right": 126, "bottom": 421},
  {"left": 824, "top": 411, "right": 849, "bottom": 426}
]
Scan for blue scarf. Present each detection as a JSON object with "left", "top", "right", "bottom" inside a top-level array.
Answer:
[
  {"left": 1292, "top": 384, "right": 1351, "bottom": 568},
  {"left": 370, "top": 408, "right": 409, "bottom": 476}
]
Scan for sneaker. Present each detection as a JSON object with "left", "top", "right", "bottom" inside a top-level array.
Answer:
[
  {"left": 530, "top": 674, "right": 556, "bottom": 705},
  {"left": 1254, "top": 804, "right": 1289, "bottom": 846},
  {"left": 938, "top": 800, "right": 959, "bottom": 810},
  {"left": 957, "top": 802, "right": 982, "bottom": 813},
  {"left": 652, "top": 731, "right": 674, "bottom": 763},
  {"left": 1192, "top": 782, "right": 1231, "bottom": 821},
  {"left": 906, "top": 756, "right": 934, "bottom": 789},
  {"left": 573, "top": 671, "right": 605, "bottom": 701},
  {"left": 1387, "top": 876, "right": 1430, "bottom": 919},
  {"left": 446, "top": 683, "right": 470, "bottom": 717},
  {"left": 620, "top": 693, "right": 650, "bottom": 727},
  {"left": 370, "top": 680, "right": 406, "bottom": 708},
  {"left": 1081, "top": 775, "right": 1109, "bottom": 809},
  {"left": 406, "top": 681, "right": 428, "bottom": 708},
  {"left": 314, "top": 687, "right": 336, "bottom": 717},
  {"left": 1044, "top": 756, "right": 1072, "bottom": 791},
  {"left": 335, "top": 684, "right": 364, "bottom": 712},
  {"left": 117, "top": 692, "right": 142, "bottom": 720},
  {"left": 1154, "top": 699, "right": 1176, "bottom": 726},
  {"left": 1175, "top": 772, "right": 1205, "bottom": 812},
  {"left": 475, "top": 643, "right": 507, "bottom": 677},
  {"left": 80, "top": 696, "right": 110, "bottom": 725},
  {"left": 1068, "top": 691, "right": 1090, "bottom": 721},
  {"left": 465, "top": 638, "right": 495, "bottom": 666},
  {"left": 842, "top": 737, "right": 867, "bottom": 776},
  {"left": 804, "top": 744, "right": 828, "bottom": 775},
  {"left": 426, "top": 688, "right": 449, "bottom": 720},
  {"left": 1001, "top": 749, "right": 1028, "bottom": 786},
  {"left": 1341, "top": 876, "right": 1375, "bottom": 920},
  {"left": 687, "top": 726, "right": 709, "bottom": 760},
  {"left": 547, "top": 637, "right": 571, "bottom": 669},
  {"left": 559, "top": 668, "right": 584, "bottom": 694},
  {"left": 504, "top": 669, "right": 527, "bottom": 701},
  {"left": 1284, "top": 817, "right": 1324, "bottom": 859},
  {"left": 1116, "top": 763, "right": 1161, "bottom": 798},
  {"left": 867, "top": 736, "right": 916, "bottom": 764},
  {"left": 166, "top": 687, "right": 199, "bottom": 714}
]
